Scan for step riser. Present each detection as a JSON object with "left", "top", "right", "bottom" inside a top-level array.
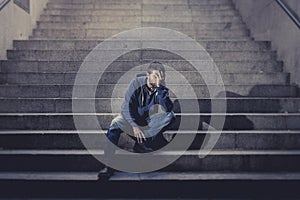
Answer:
[
  {"left": 7, "top": 51, "right": 276, "bottom": 62},
  {"left": 13, "top": 40, "right": 268, "bottom": 51},
  {"left": 0, "top": 85, "right": 296, "bottom": 98},
  {"left": 43, "top": 9, "right": 239, "bottom": 16},
  {"left": 44, "top": 14, "right": 239, "bottom": 19},
  {"left": 0, "top": 180, "right": 298, "bottom": 199},
  {"left": 44, "top": 10, "right": 143, "bottom": 16},
  {"left": 144, "top": 22, "right": 246, "bottom": 30},
  {"left": 0, "top": 60, "right": 283, "bottom": 73},
  {"left": 0, "top": 73, "right": 289, "bottom": 85},
  {"left": 37, "top": 23, "right": 143, "bottom": 30},
  {"left": 43, "top": 9, "right": 239, "bottom": 17},
  {"left": 50, "top": 0, "right": 233, "bottom": 5},
  {"left": 0, "top": 99, "right": 299, "bottom": 113},
  {"left": 30, "top": 34, "right": 249, "bottom": 40},
  {"left": 39, "top": 15, "right": 241, "bottom": 23},
  {"left": 47, "top": 4, "right": 143, "bottom": 9},
  {"left": 36, "top": 23, "right": 247, "bottom": 31},
  {"left": 36, "top": 22, "right": 246, "bottom": 31},
  {"left": 147, "top": 5, "right": 235, "bottom": 10},
  {"left": 48, "top": 0, "right": 233, "bottom": 5},
  {"left": 46, "top": 4, "right": 234, "bottom": 10},
  {"left": 1, "top": 133, "right": 299, "bottom": 150},
  {"left": 32, "top": 28, "right": 249, "bottom": 37},
  {"left": 0, "top": 115, "right": 299, "bottom": 130},
  {"left": 39, "top": 15, "right": 141, "bottom": 22},
  {"left": 0, "top": 153, "right": 298, "bottom": 171}
]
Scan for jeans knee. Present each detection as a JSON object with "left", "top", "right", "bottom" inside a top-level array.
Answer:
[
  {"left": 106, "top": 120, "right": 123, "bottom": 145},
  {"left": 166, "top": 112, "right": 176, "bottom": 123},
  {"left": 106, "top": 128, "right": 121, "bottom": 145},
  {"left": 157, "top": 112, "right": 175, "bottom": 129}
]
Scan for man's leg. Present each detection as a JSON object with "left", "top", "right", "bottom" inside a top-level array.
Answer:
[
  {"left": 143, "top": 111, "right": 176, "bottom": 149},
  {"left": 103, "top": 115, "right": 133, "bottom": 161},
  {"left": 111, "top": 115, "right": 155, "bottom": 153},
  {"left": 103, "top": 114, "right": 153, "bottom": 164},
  {"left": 99, "top": 115, "right": 130, "bottom": 178}
]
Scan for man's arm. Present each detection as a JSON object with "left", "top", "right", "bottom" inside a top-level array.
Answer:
[
  {"left": 154, "top": 70, "right": 174, "bottom": 112},
  {"left": 121, "top": 79, "right": 139, "bottom": 127},
  {"left": 121, "top": 79, "right": 147, "bottom": 143},
  {"left": 156, "top": 85, "right": 174, "bottom": 112}
]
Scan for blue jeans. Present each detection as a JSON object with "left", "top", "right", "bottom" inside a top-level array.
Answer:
[{"left": 103, "top": 112, "right": 176, "bottom": 161}]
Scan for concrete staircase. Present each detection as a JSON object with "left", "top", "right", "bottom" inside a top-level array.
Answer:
[{"left": 0, "top": 0, "right": 300, "bottom": 198}]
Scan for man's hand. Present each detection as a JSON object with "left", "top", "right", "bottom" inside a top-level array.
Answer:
[
  {"left": 154, "top": 70, "right": 165, "bottom": 88},
  {"left": 133, "top": 126, "right": 146, "bottom": 144}
]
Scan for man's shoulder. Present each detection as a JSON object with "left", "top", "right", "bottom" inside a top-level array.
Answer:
[
  {"left": 136, "top": 75, "right": 146, "bottom": 82},
  {"left": 131, "top": 75, "right": 146, "bottom": 86}
]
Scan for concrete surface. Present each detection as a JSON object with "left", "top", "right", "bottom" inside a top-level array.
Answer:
[
  {"left": 232, "top": 0, "right": 300, "bottom": 88},
  {"left": 0, "top": 0, "right": 49, "bottom": 60}
]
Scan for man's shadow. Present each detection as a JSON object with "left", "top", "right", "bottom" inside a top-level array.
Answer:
[{"left": 169, "top": 86, "right": 286, "bottom": 150}]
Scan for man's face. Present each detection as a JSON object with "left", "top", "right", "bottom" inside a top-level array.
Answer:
[{"left": 147, "top": 70, "right": 165, "bottom": 89}]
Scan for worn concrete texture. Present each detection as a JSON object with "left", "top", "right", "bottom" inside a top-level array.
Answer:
[
  {"left": 232, "top": 0, "right": 300, "bottom": 88},
  {"left": 0, "top": 0, "right": 49, "bottom": 60}
]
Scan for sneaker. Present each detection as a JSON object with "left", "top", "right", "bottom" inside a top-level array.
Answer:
[
  {"left": 133, "top": 142, "right": 153, "bottom": 153},
  {"left": 97, "top": 166, "right": 115, "bottom": 180}
]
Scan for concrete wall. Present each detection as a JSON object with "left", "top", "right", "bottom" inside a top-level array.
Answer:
[
  {"left": 0, "top": 0, "right": 48, "bottom": 59},
  {"left": 232, "top": 0, "right": 300, "bottom": 87}
]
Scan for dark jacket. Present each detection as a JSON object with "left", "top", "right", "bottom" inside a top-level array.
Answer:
[{"left": 121, "top": 76, "right": 174, "bottom": 127}]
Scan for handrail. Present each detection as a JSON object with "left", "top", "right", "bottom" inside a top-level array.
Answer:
[
  {"left": 0, "top": 0, "right": 10, "bottom": 11},
  {"left": 276, "top": 0, "right": 300, "bottom": 29},
  {"left": 13, "top": 0, "right": 30, "bottom": 13}
]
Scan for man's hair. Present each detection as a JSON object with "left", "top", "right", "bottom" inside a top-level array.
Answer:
[{"left": 147, "top": 61, "right": 165, "bottom": 74}]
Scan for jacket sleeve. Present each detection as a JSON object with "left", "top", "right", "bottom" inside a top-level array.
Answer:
[
  {"left": 121, "top": 79, "right": 139, "bottom": 127},
  {"left": 156, "top": 85, "right": 174, "bottom": 112}
]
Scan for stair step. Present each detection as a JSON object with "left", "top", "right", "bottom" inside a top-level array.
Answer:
[
  {"left": 0, "top": 98, "right": 299, "bottom": 113},
  {"left": 30, "top": 29, "right": 248, "bottom": 40},
  {"left": 147, "top": 0, "right": 232, "bottom": 4},
  {"left": 13, "top": 39, "right": 269, "bottom": 51},
  {"left": 49, "top": 0, "right": 232, "bottom": 5},
  {"left": 37, "top": 22, "right": 143, "bottom": 29},
  {"left": 48, "top": 0, "right": 233, "bottom": 5},
  {"left": 0, "top": 171, "right": 298, "bottom": 198},
  {"left": 30, "top": 36, "right": 250, "bottom": 40},
  {"left": 39, "top": 14, "right": 142, "bottom": 22},
  {"left": 144, "top": 22, "right": 246, "bottom": 30},
  {"left": 0, "top": 113, "right": 299, "bottom": 130},
  {"left": 35, "top": 22, "right": 247, "bottom": 31},
  {"left": 32, "top": 28, "right": 249, "bottom": 37},
  {"left": 0, "top": 72, "right": 289, "bottom": 85},
  {"left": 46, "top": 4, "right": 234, "bottom": 10},
  {"left": 43, "top": 8, "right": 239, "bottom": 16},
  {"left": 111, "top": 171, "right": 300, "bottom": 181},
  {"left": 0, "top": 60, "right": 283, "bottom": 73},
  {"left": 143, "top": 16, "right": 241, "bottom": 23},
  {"left": 146, "top": 4, "right": 234, "bottom": 11},
  {"left": 0, "top": 149, "right": 299, "bottom": 171},
  {"left": 7, "top": 50, "right": 276, "bottom": 62},
  {"left": 50, "top": 0, "right": 142, "bottom": 3},
  {"left": 35, "top": 23, "right": 248, "bottom": 33},
  {"left": 47, "top": 3, "right": 143, "bottom": 9},
  {"left": 0, "top": 84, "right": 296, "bottom": 98},
  {"left": 1, "top": 171, "right": 299, "bottom": 181},
  {"left": 44, "top": 8, "right": 142, "bottom": 16},
  {"left": 0, "top": 130, "right": 299, "bottom": 150},
  {"left": 38, "top": 15, "right": 241, "bottom": 23}
]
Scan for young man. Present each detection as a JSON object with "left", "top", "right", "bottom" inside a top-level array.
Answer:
[{"left": 98, "top": 61, "right": 176, "bottom": 178}]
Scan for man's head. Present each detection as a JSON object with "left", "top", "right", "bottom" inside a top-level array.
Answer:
[{"left": 146, "top": 61, "right": 166, "bottom": 90}]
